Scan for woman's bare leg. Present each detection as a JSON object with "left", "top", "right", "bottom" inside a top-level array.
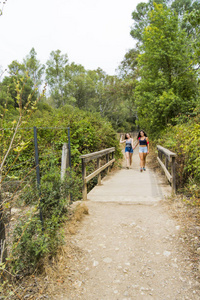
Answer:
[
  {"left": 139, "top": 153, "right": 145, "bottom": 170},
  {"left": 130, "top": 153, "right": 133, "bottom": 167},
  {"left": 125, "top": 152, "right": 130, "bottom": 168}
]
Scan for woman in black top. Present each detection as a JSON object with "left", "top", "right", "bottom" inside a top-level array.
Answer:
[{"left": 133, "top": 130, "right": 149, "bottom": 172}]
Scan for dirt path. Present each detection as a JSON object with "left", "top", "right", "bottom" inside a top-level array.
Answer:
[{"left": 58, "top": 150, "right": 200, "bottom": 299}]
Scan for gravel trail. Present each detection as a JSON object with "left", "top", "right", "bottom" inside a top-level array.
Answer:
[{"left": 60, "top": 150, "right": 200, "bottom": 299}]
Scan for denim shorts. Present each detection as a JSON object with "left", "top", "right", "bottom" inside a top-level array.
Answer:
[
  {"left": 139, "top": 146, "right": 148, "bottom": 153},
  {"left": 125, "top": 147, "right": 133, "bottom": 153}
]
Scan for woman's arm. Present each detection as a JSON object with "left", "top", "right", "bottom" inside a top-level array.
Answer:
[
  {"left": 146, "top": 137, "right": 149, "bottom": 153},
  {"left": 133, "top": 140, "right": 139, "bottom": 149},
  {"left": 120, "top": 135, "right": 126, "bottom": 144}
]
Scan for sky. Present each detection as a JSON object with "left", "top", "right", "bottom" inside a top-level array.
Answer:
[{"left": 0, "top": 0, "right": 145, "bottom": 76}]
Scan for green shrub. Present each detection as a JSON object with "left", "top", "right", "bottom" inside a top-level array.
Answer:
[
  {"left": 158, "top": 113, "right": 200, "bottom": 198},
  {"left": 11, "top": 214, "right": 49, "bottom": 275}
]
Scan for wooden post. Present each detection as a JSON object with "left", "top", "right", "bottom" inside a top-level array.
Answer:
[
  {"left": 61, "top": 143, "right": 71, "bottom": 202},
  {"left": 165, "top": 156, "right": 168, "bottom": 171},
  {"left": 82, "top": 159, "right": 87, "bottom": 201},
  {"left": 97, "top": 158, "right": 101, "bottom": 185},
  {"left": 160, "top": 152, "right": 163, "bottom": 161},
  {"left": 159, "top": 151, "right": 164, "bottom": 175},
  {"left": 61, "top": 143, "right": 68, "bottom": 181},
  {"left": 112, "top": 152, "right": 114, "bottom": 168},
  {"left": 171, "top": 156, "right": 176, "bottom": 193},
  {"left": 33, "top": 127, "right": 43, "bottom": 228},
  {"left": 106, "top": 153, "right": 109, "bottom": 173}
]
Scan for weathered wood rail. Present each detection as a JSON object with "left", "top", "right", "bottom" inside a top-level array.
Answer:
[
  {"left": 80, "top": 147, "right": 115, "bottom": 201},
  {"left": 157, "top": 145, "right": 176, "bottom": 193}
]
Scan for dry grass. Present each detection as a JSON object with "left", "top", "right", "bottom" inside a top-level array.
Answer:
[
  {"left": 67, "top": 202, "right": 89, "bottom": 234},
  {"left": 163, "top": 194, "right": 200, "bottom": 282}
]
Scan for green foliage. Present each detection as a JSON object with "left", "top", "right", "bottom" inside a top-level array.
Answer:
[
  {"left": 135, "top": 3, "right": 198, "bottom": 135},
  {"left": 28, "top": 104, "right": 122, "bottom": 163},
  {"left": 128, "top": 1, "right": 200, "bottom": 203},
  {"left": 11, "top": 214, "right": 49, "bottom": 274},
  {"left": 23, "top": 48, "right": 45, "bottom": 86},
  {"left": 131, "top": 0, "right": 200, "bottom": 42},
  {"left": 1, "top": 45, "right": 138, "bottom": 132},
  {"left": 0, "top": 74, "right": 38, "bottom": 113},
  {"left": 11, "top": 164, "right": 70, "bottom": 275},
  {"left": 158, "top": 112, "right": 200, "bottom": 198},
  {"left": 45, "top": 53, "right": 136, "bottom": 131}
]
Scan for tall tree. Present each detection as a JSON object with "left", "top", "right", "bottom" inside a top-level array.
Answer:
[
  {"left": 23, "top": 48, "right": 45, "bottom": 86},
  {"left": 130, "top": 0, "right": 200, "bottom": 42},
  {"left": 184, "top": 6, "right": 200, "bottom": 63},
  {"left": 45, "top": 50, "right": 69, "bottom": 108},
  {"left": 135, "top": 3, "right": 198, "bottom": 133}
]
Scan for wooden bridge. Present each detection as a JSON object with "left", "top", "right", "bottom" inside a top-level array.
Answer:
[{"left": 80, "top": 145, "right": 176, "bottom": 204}]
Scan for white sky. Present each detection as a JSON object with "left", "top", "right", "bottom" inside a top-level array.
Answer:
[{"left": 0, "top": 0, "right": 145, "bottom": 75}]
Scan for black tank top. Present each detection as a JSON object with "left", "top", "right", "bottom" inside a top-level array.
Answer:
[{"left": 139, "top": 137, "right": 147, "bottom": 146}]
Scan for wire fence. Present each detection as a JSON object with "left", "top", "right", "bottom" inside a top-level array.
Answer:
[{"left": 0, "top": 126, "right": 73, "bottom": 271}]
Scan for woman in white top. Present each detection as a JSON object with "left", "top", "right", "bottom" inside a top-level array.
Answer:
[{"left": 120, "top": 133, "right": 134, "bottom": 169}]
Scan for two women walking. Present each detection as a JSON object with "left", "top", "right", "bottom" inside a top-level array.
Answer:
[{"left": 120, "top": 130, "right": 149, "bottom": 172}]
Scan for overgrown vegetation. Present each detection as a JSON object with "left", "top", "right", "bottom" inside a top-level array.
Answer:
[{"left": 158, "top": 107, "right": 200, "bottom": 201}]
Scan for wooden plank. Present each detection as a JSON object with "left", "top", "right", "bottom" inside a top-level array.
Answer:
[
  {"left": 85, "top": 158, "right": 115, "bottom": 183},
  {"left": 80, "top": 147, "right": 115, "bottom": 162},
  {"left": 81, "top": 148, "right": 115, "bottom": 162},
  {"left": 157, "top": 145, "right": 176, "bottom": 161},
  {"left": 157, "top": 157, "right": 172, "bottom": 183},
  {"left": 97, "top": 158, "right": 101, "bottom": 185}
]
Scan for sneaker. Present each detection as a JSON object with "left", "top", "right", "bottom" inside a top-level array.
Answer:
[
  {"left": 140, "top": 168, "right": 143, "bottom": 172},
  {"left": 143, "top": 167, "right": 146, "bottom": 171}
]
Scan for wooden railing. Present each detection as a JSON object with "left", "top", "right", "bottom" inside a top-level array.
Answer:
[
  {"left": 157, "top": 145, "right": 176, "bottom": 193},
  {"left": 80, "top": 147, "right": 115, "bottom": 201}
]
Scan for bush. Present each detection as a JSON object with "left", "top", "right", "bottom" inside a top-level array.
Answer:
[
  {"left": 11, "top": 215, "right": 49, "bottom": 275},
  {"left": 10, "top": 167, "right": 69, "bottom": 275},
  {"left": 158, "top": 113, "right": 200, "bottom": 198}
]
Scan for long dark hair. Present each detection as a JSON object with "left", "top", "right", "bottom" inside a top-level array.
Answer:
[
  {"left": 137, "top": 130, "right": 147, "bottom": 139},
  {"left": 125, "top": 133, "right": 131, "bottom": 139}
]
